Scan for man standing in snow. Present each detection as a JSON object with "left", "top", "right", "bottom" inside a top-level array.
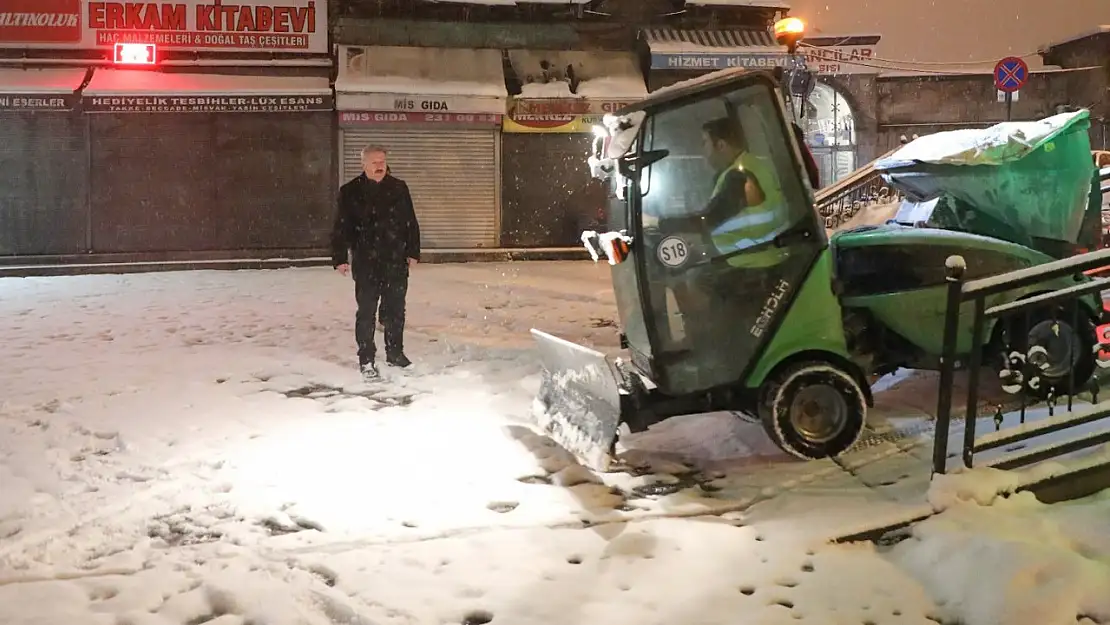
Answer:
[{"left": 332, "top": 145, "right": 421, "bottom": 380}]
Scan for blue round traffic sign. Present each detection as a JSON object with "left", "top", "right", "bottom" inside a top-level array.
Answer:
[{"left": 994, "top": 56, "right": 1029, "bottom": 93}]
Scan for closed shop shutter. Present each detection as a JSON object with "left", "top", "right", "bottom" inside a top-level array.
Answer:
[
  {"left": 89, "top": 113, "right": 218, "bottom": 253},
  {"left": 341, "top": 127, "right": 499, "bottom": 248},
  {"left": 213, "top": 113, "right": 334, "bottom": 249},
  {"left": 0, "top": 113, "right": 88, "bottom": 255},
  {"left": 90, "top": 113, "right": 334, "bottom": 253}
]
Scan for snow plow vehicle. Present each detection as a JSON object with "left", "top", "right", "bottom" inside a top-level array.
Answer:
[{"left": 529, "top": 54, "right": 1107, "bottom": 471}]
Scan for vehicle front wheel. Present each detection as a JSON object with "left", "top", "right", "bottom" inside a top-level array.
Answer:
[{"left": 761, "top": 361, "right": 867, "bottom": 460}]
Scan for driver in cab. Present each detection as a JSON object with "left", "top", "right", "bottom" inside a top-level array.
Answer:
[{"left": 698, "top": 117, "right": 790, "bottom": 270}]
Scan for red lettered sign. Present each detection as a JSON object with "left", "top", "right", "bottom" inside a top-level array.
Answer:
[
  {"left": 88, "top": 1, "right": 322, "bottom": 51},
  {"left": 0, "top": 0, "right": 82, "bottom": 44},
  {"left": 339, "top": 112, "right": 503, "bottom": 125},
  {"left": 2, "top": 1, "right": 327, "bottom": 52}
]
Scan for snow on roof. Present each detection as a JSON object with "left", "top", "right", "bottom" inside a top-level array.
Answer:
[
  {"left": 82, "top": 69, "right": 330, "bottom": 97},
  {"left": 876, "top": 64, "right": 1100, "bottom": 79},
  {"left": 508, "top": 50, "right": 647, "bottom": 101},
  {"left": 685, "top": 0, "right": 791, "bottom": 8},
  {"left": 335, "top": 45, "right": 508, "bottom": 99},
  {"left": 803, "top": 33, "right": 883, "bottom": 46},
  {"left": 0, "top": 67, "right": 87, "bottom": 94},
  {"left": 1039, "top": 25, "right": 1110, "bottom": 53}
]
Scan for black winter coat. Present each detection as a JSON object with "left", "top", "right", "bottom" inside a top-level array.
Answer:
[{"left": 331, "top": 173, "right": 421, "bottom": 268}]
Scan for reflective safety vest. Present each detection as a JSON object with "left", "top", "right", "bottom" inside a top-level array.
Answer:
[{"left": 709, "top": 153, "right": 789, "bottom": 268}]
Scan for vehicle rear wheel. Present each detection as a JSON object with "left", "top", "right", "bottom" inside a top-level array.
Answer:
[
  {"left": 761, "top": 361, "right": 867, "bottom": 460},
  {"left": 995, "top": 310, "right": 1097, "bottom": 399}
]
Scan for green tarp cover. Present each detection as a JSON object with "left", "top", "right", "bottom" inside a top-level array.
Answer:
[{"left": 875, "top": 110, "right": 1096, "bottom": 246}]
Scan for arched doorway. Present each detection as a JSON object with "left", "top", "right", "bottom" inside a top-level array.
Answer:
[{"left": 801, "top": 82, "right": 857, "bottom": 187}]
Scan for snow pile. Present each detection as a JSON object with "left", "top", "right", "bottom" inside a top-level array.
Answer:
[
  {"left": 1, "top": 263, "right": 1109, "bottom": 625},
  {"left": 508, "top": 50, "right": 647, "bottom": 101},
  {"left": 889, "top": 489, "right": 1110, "bottom": 625},
  {"left": 520, "top": 80, "right": 575, "bottom": 98},
  {"left": 927, "top": 467, "right": 1024, "bottom": 510},
  {"left": 576, "top": 76, "right": 647, "bottom": 100},
  {"left": 877, "top": 109, "right": 1090, "bottom": 167}
]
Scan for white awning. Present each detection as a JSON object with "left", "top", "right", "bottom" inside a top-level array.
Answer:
[
  {"left": 0, "top": 67, "right": 87, "bottom": 93},
  {"left": 508, "top": 50, "right": 646, "bottom": 101},
  {"left": 0, "top": 68, "right": 87, "bottom": 111},
  {"left": 335, "top": 45, "right": 508, "bottom": 115},
  {"left": 81, "top": 70, "right": 333, "bottom": 113}
]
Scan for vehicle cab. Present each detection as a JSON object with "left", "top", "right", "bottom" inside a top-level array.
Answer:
[{"left": 585, "top": 70, "right": 829, "bottom": 397}]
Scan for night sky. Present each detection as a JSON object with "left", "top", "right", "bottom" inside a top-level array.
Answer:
[{"left": 788, "top": 0, "right": 1110, "bottom": 69}]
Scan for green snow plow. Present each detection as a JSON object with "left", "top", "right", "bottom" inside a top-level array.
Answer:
[{"left": 530, "top": 68, "right": 1106, "bottom": 472}]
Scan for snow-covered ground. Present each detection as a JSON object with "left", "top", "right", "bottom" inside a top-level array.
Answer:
[{"left": 1, "top": 261, "right": 1108, "bottom": 625}]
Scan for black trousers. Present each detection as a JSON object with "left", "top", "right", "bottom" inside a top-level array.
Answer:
[{"left": 353, "top": 262, "right": 409, "bottom": 365}]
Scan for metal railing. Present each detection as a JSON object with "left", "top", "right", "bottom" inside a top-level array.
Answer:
[
  {"left": 933, "top": 248, "right": 1110, "bottom": 474},
  {"left": 814, "top": 147, "right": 901, "bottom": 230}
]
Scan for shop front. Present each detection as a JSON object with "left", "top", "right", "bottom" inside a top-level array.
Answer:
[
  {"left": 1, "top": 0, "right": 333, "bottom": 258},
  {"left": 0, "top": 68, "right": 89, "bottom": 255},
  {"left": 640, "top": 28, "right": 880, "bottom": 187},
  {"left": 501, "top": 50, "right": 647, "bottom": 247},
  {"left": 81, "top": 69, "right": 334, "bottom": 253},
  {"left": 335, "top": 45, "right": 508, "bottom": 249}
]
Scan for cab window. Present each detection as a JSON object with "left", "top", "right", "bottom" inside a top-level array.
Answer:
[{"left": 633, "top": 81, "right": 822, "bottom": 393}]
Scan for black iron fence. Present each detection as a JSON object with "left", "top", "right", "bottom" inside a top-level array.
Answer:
[
  {"left": 814, "top": 147, "right": 900, "bottom": 229},
  {"left": 933, "top": 248, "right": 1110, "bottom": 474}
]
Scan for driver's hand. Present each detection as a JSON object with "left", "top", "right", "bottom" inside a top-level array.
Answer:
[{"left": 335, "top": 263, "right": 350, "bottom": 277}]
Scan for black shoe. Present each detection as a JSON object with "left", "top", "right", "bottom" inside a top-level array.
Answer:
[
  {"left": 361, "top": 361, "right": 380, "bottom": 380},
  {"left": 386, "top": 353, "right": 412, "bottom": 368}
]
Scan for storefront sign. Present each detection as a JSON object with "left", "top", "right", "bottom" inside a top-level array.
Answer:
[
  {"left": 650, "top": 53, "right": 787, "bottom": 71},
  {"left": 512, "top": 99, "right": 633, "bottom": 116},
  {"left": 0, "top": 92, "right": 77, "bottom": 111},
  {"left": 503, "top": 114, "right": 605, "bottom": 134},
  {"left": 339, "top": 111, "right": 502, "bottom": 125},
  {"left": 1, "top": 0, "right": 326, "bottom": 53},
  {"left": 343, "top": 93, "right": 505, "bottom": 116},
  {"left": 651, "top": 46, "right": 878, "bottom": 75},
  {"left": 801, "top": 45, "right": 878, "bottom": 75},
  {"left": 83, "top": 93, "right": 333, "bottom": 113},
  {"left": 0, "top": 0, "right": 82, "bottom": 43}
]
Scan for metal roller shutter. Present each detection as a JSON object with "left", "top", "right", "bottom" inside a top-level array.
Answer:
[
  {"left": 0, "top": 113, "right": 88, "bottom": 255},
  {"left": 90, "top": 113, "right": 218, "bottom": 253},
  {"left": 341, "top": 127, "right": 499, "bottom": 248}
]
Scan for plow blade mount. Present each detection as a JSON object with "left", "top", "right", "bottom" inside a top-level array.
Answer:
[{"left": 530, "top": 328, "right": 625, "bottom": 472}]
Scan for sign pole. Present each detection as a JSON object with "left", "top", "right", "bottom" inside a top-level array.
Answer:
[{"left": 1006, "top": 92, "right": 1013, "bottom": 122}]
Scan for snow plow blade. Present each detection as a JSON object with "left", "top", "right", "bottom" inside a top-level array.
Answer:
[{"left": 530, "top": 328, "right": 625, "bottom": 472}]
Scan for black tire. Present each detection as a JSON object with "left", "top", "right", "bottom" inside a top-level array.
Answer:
[
  {"left": 995, "top": 309, "right": 1098, "bottom": 398},
  {"left": 761, "top": 361, "right": 867, "bottom": 460}
]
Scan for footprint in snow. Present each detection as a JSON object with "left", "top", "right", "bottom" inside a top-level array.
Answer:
[{"left": 486, "top": 501, "right": 519, "bottom": 514}]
